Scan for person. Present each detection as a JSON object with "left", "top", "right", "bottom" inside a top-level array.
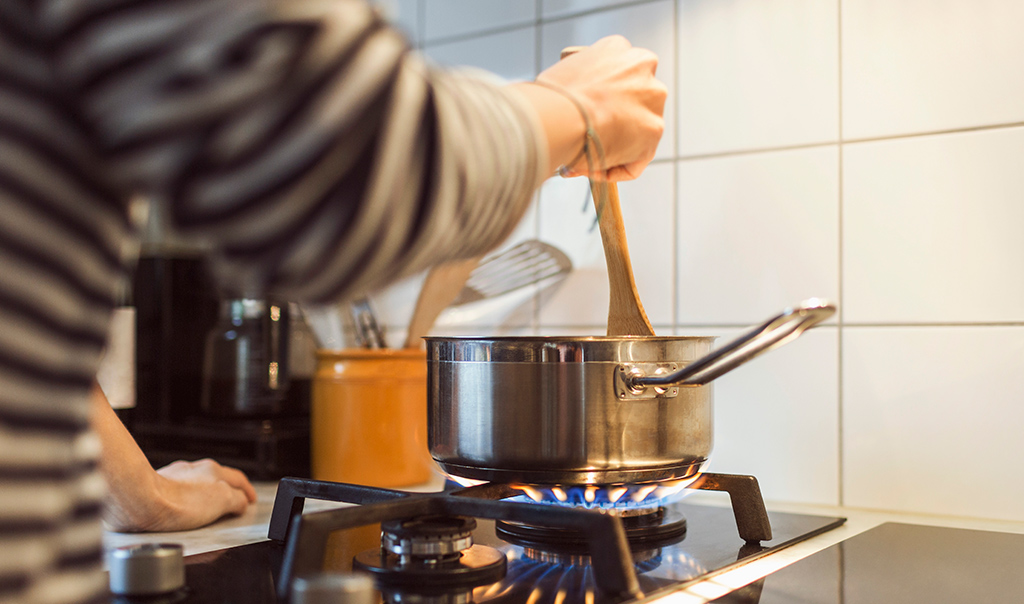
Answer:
[{"left": 0, "top": 1, "right": 666, "bottom": 602}]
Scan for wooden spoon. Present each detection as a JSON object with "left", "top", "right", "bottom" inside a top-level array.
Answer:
[
  {"left": 589, "top": 180, "right": 655, "bottom": 336},
  {"left": 403, "top": 257, "right": 482, "bottom": 349},
  {"left": 560, "top": 47, "right": 655, "bottom": 336}
]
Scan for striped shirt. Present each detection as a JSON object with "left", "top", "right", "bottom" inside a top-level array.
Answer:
[{"left": 0, "top": 1, "right": 546, "bottom": 601}]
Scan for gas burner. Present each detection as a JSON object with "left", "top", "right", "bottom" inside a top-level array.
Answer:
[
  {"left": 508, "top": 475, "right": 702, "bottom": 514},
  {"left": 353, "top": 515, "right": 507, "bottom": 588},
  {"left": 494, "top": 507, "right": 687, "bottom": 553},
  {"left": 521, "top": 546, "right": 662, "bottom": 568}
]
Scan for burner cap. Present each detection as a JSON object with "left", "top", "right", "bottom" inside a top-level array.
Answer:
[
  {"left": 381, "top": 516, "right": 476, "bottom": 559},
  {"left": 352, "top": 544, "right": 507, "bottom": 588}
]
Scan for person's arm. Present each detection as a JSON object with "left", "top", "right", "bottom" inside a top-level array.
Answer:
[
  {"left": 91, "top": 384, "right": 256, "bottom": 532},
  {"left": 48, "top": 2, "right": 665, "bottom": 303}
]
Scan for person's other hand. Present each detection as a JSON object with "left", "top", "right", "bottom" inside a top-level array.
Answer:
[
  {"left": 536, "top": 35, "right": 667, "bottom": 182},
  {"left": 142, "top": 458, "right": 257, "bottom": 532},
  {"left": 103, "top": 457, "right": 257, "bottom": 533}
]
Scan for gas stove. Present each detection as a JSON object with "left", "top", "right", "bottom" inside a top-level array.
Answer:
[{"left": 146, "top": 473, "right": 845, "bottom": 604}]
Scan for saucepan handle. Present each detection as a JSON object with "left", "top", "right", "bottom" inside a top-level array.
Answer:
[{"left": 620, "top": 299, "right": 836, "bottom": 394}]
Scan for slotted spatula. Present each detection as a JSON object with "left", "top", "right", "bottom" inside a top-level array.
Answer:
[{"left": 449, "top": 239, "right": 572, "bottom": 307}]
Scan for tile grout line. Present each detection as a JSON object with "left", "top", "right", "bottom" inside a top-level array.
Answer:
[
  {"left": 836, "top": 0, "right": 845, "bottom": 508},
  {"left": 677, "top": 140, "right": 840, "bottom": 162},
  {"left": 422, "top": 22, "right": 536, "bottom": 48},
  {"left": 416, "top": 0, "right": 425, "bottom": 50},
  {"left": 672, "top": 0, "right": 680, "bottom": 332},
  {"left": 532, "top": 2, "right": 543, "bottom": 335},
  {"left": 669, "top": 321, "right": 1024, "bottom": 329},
  {"left": 421, "top": 0, "right": 666, "bottom": 48},
  {"left": 670, "top": 119, "right": 1024, "bottom": 164},
  {"left": 515, "top": 322, "right": 1024, "bottom": 332},
  {"left": 842, "top": 120, "right": 1024, "bottom": 145}
]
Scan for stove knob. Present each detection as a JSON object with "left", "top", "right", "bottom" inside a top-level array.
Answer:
[
  {"left": 108, "top": 543, "right": 185, "bottom": 596},
  {"left": 291, "top": 573, "right": 374, "bottom": 604}
]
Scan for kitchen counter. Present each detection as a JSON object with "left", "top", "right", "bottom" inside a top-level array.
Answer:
[{"left": 103, "top": 479, "right": 1024, "bottom": 603}]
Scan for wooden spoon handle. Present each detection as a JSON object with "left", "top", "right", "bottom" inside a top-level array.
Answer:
[
  {"left": 404, "top": 257, "right": 482, "bottom": 349},
  {"left": 559, "top": 46, "right": 654, "bottom": 337},
  {"left": 591, "top": 180, "right": 655, "bottom": 336}
]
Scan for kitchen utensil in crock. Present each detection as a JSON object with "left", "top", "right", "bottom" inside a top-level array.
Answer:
[
  {"left": 426, "top": 299, "right": 835, "bottom": 485},
  {"left": 449, "top": 239, "right": 572, "bottom": 307},
  {"left": 559, "top": 45, "right": 655, "bottom": 337},
  {"left": 403, "top": 256, "right": 482, "bottom": 349},
  {"left": 350, "top": 297, "right": 388, "bottom": 349}
]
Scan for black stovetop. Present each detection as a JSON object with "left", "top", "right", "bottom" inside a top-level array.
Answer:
[
  {"left": 710, "top": 522, "right": 1024, "bottom": 604},
  {"left": 144, "top": 501, "right": 844, "bottom": 604}
]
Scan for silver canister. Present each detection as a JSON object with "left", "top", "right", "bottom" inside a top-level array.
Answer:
[
  {"left": 291, "top": 573, "right": 375, "bottom": 604},
  {"left": 108, "top": 543, "right": 185, "bottom": 596}
]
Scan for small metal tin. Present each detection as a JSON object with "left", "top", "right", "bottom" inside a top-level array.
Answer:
[
  {"left": 108, "top": 543, "right": 185, "bottom": 596},
  {"left": 291, "top": 573, "right": 375, "bottom": 604}
]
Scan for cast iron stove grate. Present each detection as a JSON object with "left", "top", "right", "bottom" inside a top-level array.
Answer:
[{"left": 268, "top": 473, "right": 774, "bottom": 602}]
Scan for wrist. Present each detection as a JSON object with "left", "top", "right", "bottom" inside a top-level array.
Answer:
[
  {"left": 102, "top": 466, "right": 166, "bottom": 532},
  {"left": 510, "top": 81, "right": 589, "bottom": 175}
]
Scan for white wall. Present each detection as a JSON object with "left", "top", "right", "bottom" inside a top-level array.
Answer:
[{"left": 374, "top": 0, "right": 1024, "bottom": 522}]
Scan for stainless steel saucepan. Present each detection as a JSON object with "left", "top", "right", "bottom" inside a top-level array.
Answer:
[{"left": 426, "top": 299, "right": 835, "bottom": 486}]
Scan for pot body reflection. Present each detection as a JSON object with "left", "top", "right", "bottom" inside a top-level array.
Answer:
[{"left": 426, "top": 336, "right": 715, "bottom": 486}]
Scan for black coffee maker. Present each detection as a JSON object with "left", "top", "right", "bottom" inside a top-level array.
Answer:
[{"left": 127, "top": 252, "right": 312, "bottom": 479}]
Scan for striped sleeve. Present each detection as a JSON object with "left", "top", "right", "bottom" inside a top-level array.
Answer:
[
  {"left": 44, "top": 0, "right": 549, "bottom": 301},
  {"left": 1, "top": 1, "right": 129, "bottom": 601},
  {"left": 1, "top": 1, "right": 549, "bottom": 602}
]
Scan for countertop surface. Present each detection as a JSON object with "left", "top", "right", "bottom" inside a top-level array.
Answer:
[{"left": 103, "top": 477, "right": 1024, "bottom": 604}]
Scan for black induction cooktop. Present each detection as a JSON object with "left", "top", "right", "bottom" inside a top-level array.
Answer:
[
  {"left": 127, "top": 502, "right": 843, "bottom": 604},
  {"left": 710, "top": 522, "right": 1024, "bottom": 604}
]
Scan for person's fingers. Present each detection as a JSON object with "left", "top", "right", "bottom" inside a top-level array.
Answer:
[
  {"left": 591, "top": 34, "right": 632, "bottom": 53},
  {"left": 216, "top": 464, "right": 258, "bottom": 502},
  {"left": 216, "top": 480, "right": 251, "bottom": 516},
  {"left": 607, "top": 161, "right": 647, "bottom": 182}
]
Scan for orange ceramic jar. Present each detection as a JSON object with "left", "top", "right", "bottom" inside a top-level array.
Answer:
[{"left": 311, "top": 348, "right": 436, "bottom": 487}]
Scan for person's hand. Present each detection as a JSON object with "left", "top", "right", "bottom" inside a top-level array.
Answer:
[
  {"left": 103, "top": 457, "right": 257, "bottom": 533},
  {"left": 536, "top": 35, "right": 667, "bottom": 181},
  {"left": 145, "top": 459, "right": 258, "bottom": 531}
]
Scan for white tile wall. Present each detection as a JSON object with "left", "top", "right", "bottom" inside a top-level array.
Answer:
[
  {"left": 701, "top": 327, "right": 840, "bottom": 506},
  {"left": 676, "top": 146, "right": 839, "bottom": 325},
  {"left": 843, "top": 127, "right": 1024, "bottom": 324},
  {"left": 540, "top": 0, "right": 676, "bottom": 161},
  {"left": 843, "top": 0, "right": 1024, "bottom": 140},
  {"left": 538, "top": 162, "right": 676, "bottom": 329},
  {"left": 677, "top": 0, "right": 839, "bottom": 156},
  {"left": 390, "top": 0, "right": 1024, "bottom": 522},
  {"left": 424, "top": 27, "right": 537, "bottom": 83},
  {"left": 541, "top": 0, "right": 626, "bottom": 20},
  {"left": 843, "top": 326, "right": 1024, "bottom": 521},
  {"left": 423, "top": 1, "right": 536, "bottom": 43}
]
